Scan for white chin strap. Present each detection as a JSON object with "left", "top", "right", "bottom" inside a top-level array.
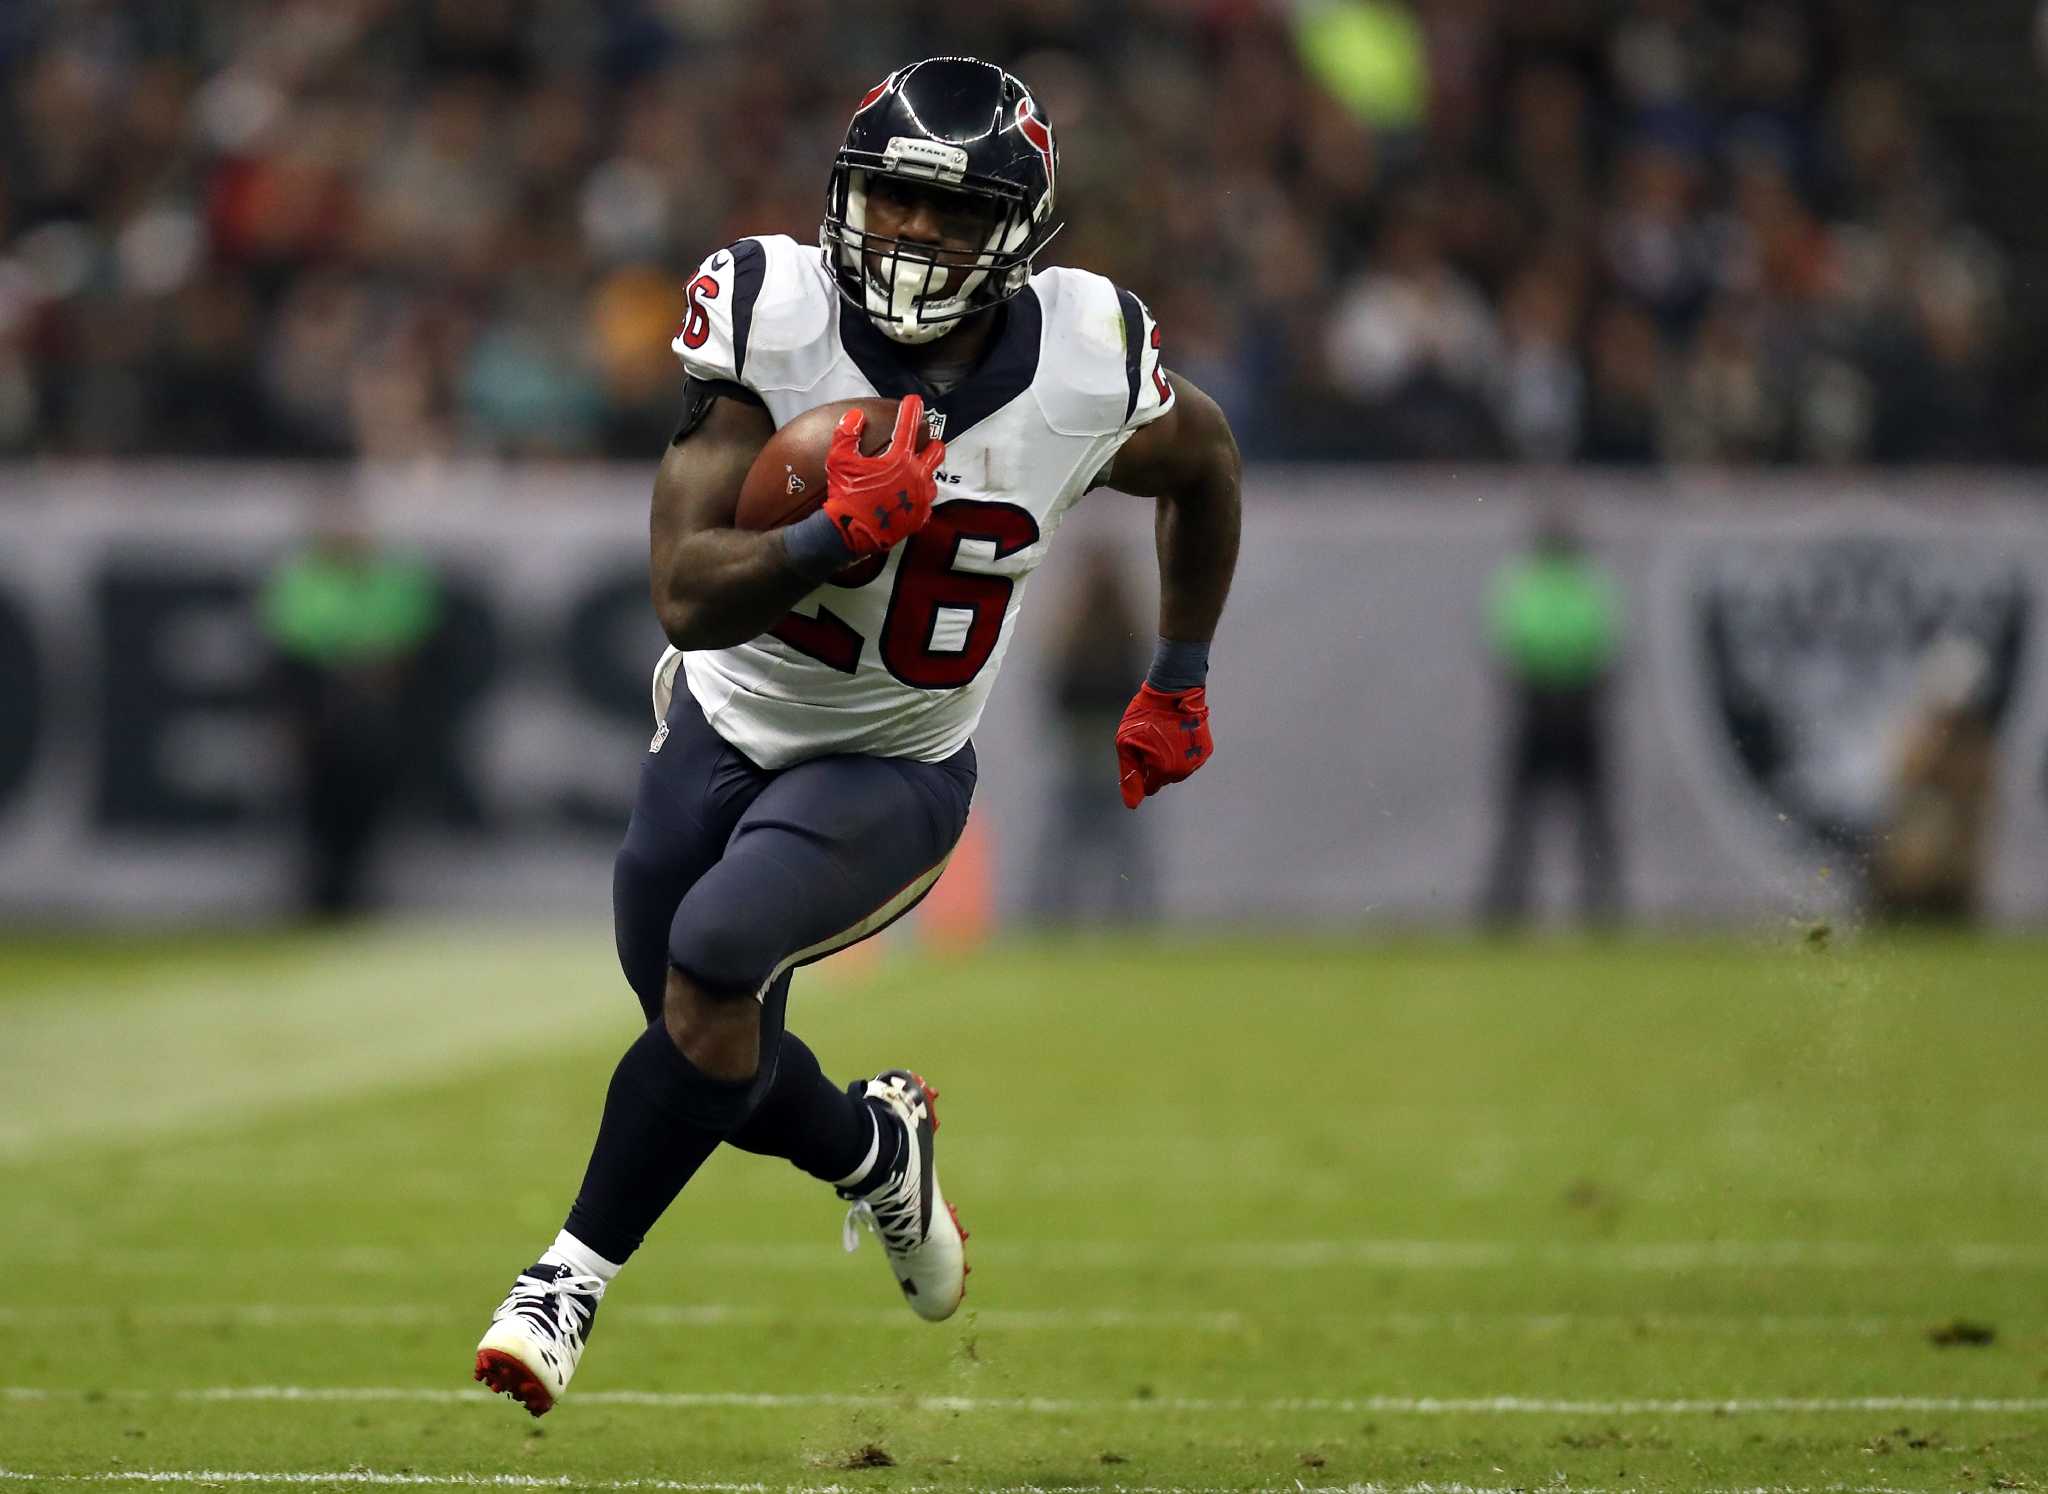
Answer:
[{"left": 843, "top": 170, "right": 1030, "bottom": 345}]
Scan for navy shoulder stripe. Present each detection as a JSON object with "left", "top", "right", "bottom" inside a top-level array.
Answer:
[
  {"left": 730, "top": 239, "right": 768, "bottom": 379},
  {"left": 1114, "top": 287, "right": 1144, "bottom": 425},
  {"left": 837, "top": 287, "right": 1044, "bottom": 443}
]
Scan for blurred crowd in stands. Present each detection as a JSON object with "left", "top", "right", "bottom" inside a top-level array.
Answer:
[{"left": 0, "top": 0, "right": 2024, "bottom": 466}]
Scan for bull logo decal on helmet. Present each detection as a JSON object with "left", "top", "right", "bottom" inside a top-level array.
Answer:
[
  {"left": 1015, "top": 96, "right": 1055, "bottom": 195},
  {"left": 855, "top": 74, "right": 896, "bottom": 113}
]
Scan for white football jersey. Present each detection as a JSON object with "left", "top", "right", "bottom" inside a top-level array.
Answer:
[{"left": 654, "top": 233, "right": 1174, "bottom": 768}]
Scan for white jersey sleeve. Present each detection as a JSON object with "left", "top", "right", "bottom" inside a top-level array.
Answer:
[
  {"left": 670, "top": 234, "right": 838, "bottom": 396},
  {"left": 670, "top": 242, "right": 755, "bottom": 386},
  {"left": 1026, "top": 267, "right": 1176, "bottom": 448},
  {"left": 1115, "top": 286, "right": 1176, "bottom": 433}
]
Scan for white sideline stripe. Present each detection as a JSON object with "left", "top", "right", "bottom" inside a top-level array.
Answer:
[
  {"left": 0, "top": 1304, "right": 1248, "bottom": 1332},
  {"left": 44, "top": 1238, "right": 2048, "bottom": 1273},
  {"left": 6, "top": 1386, "right": 2046, "bottom": 1415},
  {"left": 0, "top": 1476, "right": 1935, "bottom": 1494},
  {"left": 0, "top": 1305, "right": 1925, "bottom": 1338}
]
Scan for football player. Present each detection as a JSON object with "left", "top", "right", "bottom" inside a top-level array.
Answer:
[{"left": 474, "top": 56, "right": 1241, "bottom": 1416}]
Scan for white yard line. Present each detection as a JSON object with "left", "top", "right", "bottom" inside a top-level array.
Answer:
[
  {"left": 0, "top": 1480, "right": 778, "bottom": 1492},
  {"left": 0, "top": 1305, "right": 1250, "bottom": 1332},
  {"left": 0, "top": 1304, "right": 1918, "bottom": 1338},
  {"left": 5, "top": 1386, "right": 2045, "bottom": 1416},
  {"left": 0, "top": 1475, "right": 1935, "bottom": 1494},
  {"left": 30, "top": 1237, "right": 2048, "bottom": 1276}
]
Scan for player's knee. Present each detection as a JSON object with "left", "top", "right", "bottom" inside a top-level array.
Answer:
[
  {"left": 660, "top": 965, "right": 761, "bottom": 1092},
  {"left": 668, "top": 910, "right": 779, "bottom": 1000}
]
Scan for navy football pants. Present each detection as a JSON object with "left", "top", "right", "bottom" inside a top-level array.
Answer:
[{"left": 611, "top": 687, "right": 976, "bottom": 1092}]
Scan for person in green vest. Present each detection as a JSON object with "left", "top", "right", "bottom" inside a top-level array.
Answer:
[
  {"left": 259, "top": 498, "right": 442, "bottom": 917},
  {"left": 1480, "top": 510, "right": 1623, "bottom": 925}
]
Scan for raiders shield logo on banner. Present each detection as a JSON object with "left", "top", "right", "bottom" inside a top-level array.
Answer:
[{"left": 1688, "top": 536, "right": 2029, "bottom": 854}]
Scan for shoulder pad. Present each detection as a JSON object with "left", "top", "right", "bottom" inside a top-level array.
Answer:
[
  {"left": 672, "top": 235, "right": 836, "bottom": 394},
  {"left": 1027, "top": 267, "right": 1176, "bottom": 438}
]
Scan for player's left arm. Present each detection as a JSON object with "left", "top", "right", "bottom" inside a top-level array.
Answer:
[{"left": 1098, "top": 371, "right": 1242, "bottom": 808}]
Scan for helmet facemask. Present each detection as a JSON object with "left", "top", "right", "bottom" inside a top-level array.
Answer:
[{"left": 824, "top": 154, "right": 1053, "bottom": 346}]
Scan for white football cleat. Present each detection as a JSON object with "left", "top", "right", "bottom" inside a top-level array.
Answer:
[
  {"left": 840, "top": 1068, "right": 969, "bottom": 1322},
  {"left": 472, "top": 1261, "right": 605, "bottom": 1417}
]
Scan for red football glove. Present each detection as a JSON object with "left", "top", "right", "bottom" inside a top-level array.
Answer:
[
  {"left": 824, "top": 395, "right": 945, "bottom": 555},
  {"left": 1115, "top": 683, "right": 1213, "bottom": 809}
]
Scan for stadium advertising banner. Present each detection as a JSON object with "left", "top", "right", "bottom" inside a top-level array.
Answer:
[{"left": 1, "top": 467, "right": 2045, "bottom": 926}]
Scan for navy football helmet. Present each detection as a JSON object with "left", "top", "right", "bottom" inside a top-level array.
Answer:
[{"left": 822, "top": 57, "right": 1060, "bottom": 345}]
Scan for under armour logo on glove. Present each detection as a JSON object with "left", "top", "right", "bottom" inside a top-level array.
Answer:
[
  {"left": 1115, "top": 684, "right": 1214, "bottom": 809},
  {"left": 871, "top": 490, "right": 917, "bottom": 532},
  {"left": 824, "top": 397, "right": 945, "bottom": 556}
]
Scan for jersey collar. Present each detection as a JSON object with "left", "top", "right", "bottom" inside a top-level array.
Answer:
[{"left": 837, "top": 287, "right": 1043, "bottom": 442}]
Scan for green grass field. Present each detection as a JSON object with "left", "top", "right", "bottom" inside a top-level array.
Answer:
[{"left": 2, "top": 925, "right": 2044, "bottom": 1492}]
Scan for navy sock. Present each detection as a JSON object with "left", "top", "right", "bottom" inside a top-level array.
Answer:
[
  {"left": 850, "top": 1096, "right": 906, "bottom": 1191},
  {"left": 562, "top": 1018, "right": 751, "bottom": 1264},
  {"left": 726, "top": 1031, "right": 899, "bottom": 1188}
]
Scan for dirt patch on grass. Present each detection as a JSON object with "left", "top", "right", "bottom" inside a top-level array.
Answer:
[{"left": 1928, "top": 1318, "right": 1997, "bottom": 1347}]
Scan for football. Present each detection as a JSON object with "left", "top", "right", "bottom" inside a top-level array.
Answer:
[{"left": 734, "top": 396, "right": 923, "bottom": 531}]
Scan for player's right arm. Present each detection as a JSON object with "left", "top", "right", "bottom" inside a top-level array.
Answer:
[
  {"left": 654, "top": 238, "right": 942, "bottom": 652},
  {"left": 647, "top": 389, "right": 820, "bottom": 653},
  {"left": 652, "top": 237, "right": 833, "bottom": 653},
  {"left": 650, "top": 391, "right": 945, "bottom": 652}
]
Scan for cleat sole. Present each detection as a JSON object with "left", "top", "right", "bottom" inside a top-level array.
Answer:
[
  {"left": 949, "top": 1199, "right": 971, "bottom": 1298},
  {"left": 909, "top": 1071, "right": 940, "bottom": 1132},
  {"left": 474, "top": 1348, "right": 554, "bottom": 1418}
]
